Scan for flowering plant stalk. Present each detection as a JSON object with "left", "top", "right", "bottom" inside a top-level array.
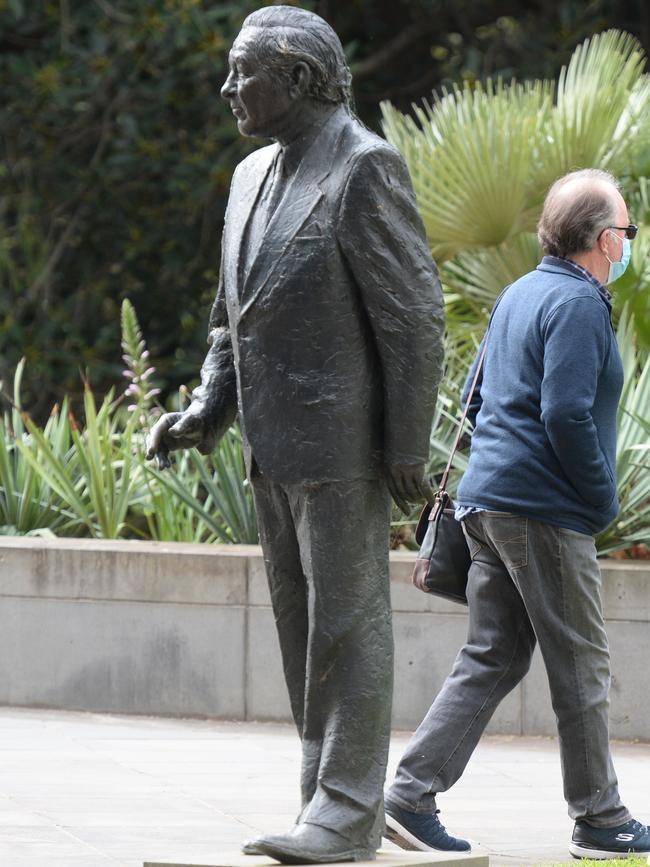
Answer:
[{"left": 120, "top": 298, "right": 161, "bottom": 430}]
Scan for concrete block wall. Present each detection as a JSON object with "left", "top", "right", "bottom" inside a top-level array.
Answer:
[{"left": 0, "top": 537, "right": 648, "bottom": 739}]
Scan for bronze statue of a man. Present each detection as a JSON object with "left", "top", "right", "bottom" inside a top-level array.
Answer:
[{"left": 147, "top": 6, "right": 444, "bottom": 863}]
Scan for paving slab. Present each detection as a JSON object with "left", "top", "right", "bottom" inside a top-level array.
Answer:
[{"left": 0, "top": 708, "right": 648, "bottom": 867}]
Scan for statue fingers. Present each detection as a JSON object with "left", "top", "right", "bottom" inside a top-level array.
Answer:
[
  {"left": 146, "top": 412, "right": 182, "bottom": 459},
  {"left": 387, "top": 472, "right": 411, "bottom": 516},
  {"left": 155, "top": 447, "right": 172, "bottom": 471},
  {"left": 168, "top": 412, "right": 203, "bottom": 440}
]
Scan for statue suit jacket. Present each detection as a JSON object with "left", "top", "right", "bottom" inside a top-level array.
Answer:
[{"left": 191, "top": 105, "right": 445, "bottom": 485}]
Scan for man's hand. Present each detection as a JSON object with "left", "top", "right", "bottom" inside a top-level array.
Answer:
[
  {"left": 145, "top": 411, "right": 214, "bottom": 469},
  {"left": 387, "top": 462, "right": 437, "bottom": 515}
]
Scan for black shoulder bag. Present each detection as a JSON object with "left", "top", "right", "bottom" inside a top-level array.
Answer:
[{"left": 411, "top": 339, "right": 488, "bottom": 604}]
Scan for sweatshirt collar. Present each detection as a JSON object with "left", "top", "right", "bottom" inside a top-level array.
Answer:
[{"left": 538, "top": 255, "right": 612, "bottom": 307}]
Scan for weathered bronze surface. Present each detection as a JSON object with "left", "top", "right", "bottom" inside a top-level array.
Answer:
[{"left": 147, "top": 6, "right": 444, "bottom": 862}]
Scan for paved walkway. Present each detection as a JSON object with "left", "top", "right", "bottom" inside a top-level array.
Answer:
[{"left": 0, "top": 708, "right": 648, "bottom": 867}]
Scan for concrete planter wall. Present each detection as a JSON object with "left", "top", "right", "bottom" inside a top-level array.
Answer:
[{"left": 0, "top": 537, "right": 648, "bottom": 739}]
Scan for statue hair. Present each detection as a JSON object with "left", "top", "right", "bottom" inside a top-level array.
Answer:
[{"left": 241, "top": 6, "right": 353, "bottom": 107}]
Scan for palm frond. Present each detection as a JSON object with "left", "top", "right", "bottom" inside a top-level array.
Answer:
[
  {"left": 382, "top": 79, "right": 550, "bottom": 262},
  {"left": 442, "top": 232, "right": 542, "bottom": 310},
  {"left": 534, "top": 30, "right": 649, "bottom": 189}
]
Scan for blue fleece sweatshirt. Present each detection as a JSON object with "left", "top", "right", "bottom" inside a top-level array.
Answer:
[{"left": 456, "top": 256, "right": 624, "bottom": 536}]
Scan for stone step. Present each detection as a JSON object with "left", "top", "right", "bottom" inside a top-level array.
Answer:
[{"left": 144, "top": 849, "right": 489, "bottom": 867}]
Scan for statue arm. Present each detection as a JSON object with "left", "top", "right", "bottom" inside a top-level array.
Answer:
[
  {"left": 182, "top": 255, "right": 238, "bottom": 445},
  {"left": 146, "top": 245, "right": 237, "bottom": 466},
  {"left": 336, "top": 144, "right": 445, "bottom": 469}
]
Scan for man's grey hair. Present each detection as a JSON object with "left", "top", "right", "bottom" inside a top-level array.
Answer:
[
  {"left": 241, "top": 6, "right": 352, "bottom": 106},
  {"left": 537, "top": 168, "right": 621, "bottom": 259}
]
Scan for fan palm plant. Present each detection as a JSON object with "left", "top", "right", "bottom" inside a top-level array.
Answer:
[
  {"left": 383, "top": 29, "right": 650, "bottom": 337},
  {"left": 382, "top": 79, "right": 550, "bottom": 262}
]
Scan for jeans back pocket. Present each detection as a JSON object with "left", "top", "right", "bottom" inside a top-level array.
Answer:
[{"left": 482, "top": 512, "right": 528, "bottom": 570}]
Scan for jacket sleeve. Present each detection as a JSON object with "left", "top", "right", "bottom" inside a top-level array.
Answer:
[
  {"left": 540, "top": 297, "right": 617, "bottom": 508},
  {"left": 336, "top": 144, "right": 445, "bottom": 465},
  {"left": 184, "top": 235, "right": 238, "bottom": 441}
]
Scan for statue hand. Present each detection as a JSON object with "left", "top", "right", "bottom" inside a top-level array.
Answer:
[
  {"left": 146, "top": 411, "right": 215, "bottom": 469},
  {"left": 387, "top": 462, "right": 437, "bottom": 515}
]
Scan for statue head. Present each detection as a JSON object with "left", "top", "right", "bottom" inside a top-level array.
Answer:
[{"left": 221, "top": 5, "right": 352, "bottom": 141}]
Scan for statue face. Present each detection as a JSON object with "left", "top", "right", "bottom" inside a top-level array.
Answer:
[{"left": 221, "top": 29, "right": 294, "bottom": 139}]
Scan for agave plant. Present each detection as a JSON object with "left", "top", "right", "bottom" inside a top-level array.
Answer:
[
  {"left": 0, "top": 360, "right": 83, "bottom": 536},
  {"left": 15, "top": 384, "right": 141, "bottom": 539}
]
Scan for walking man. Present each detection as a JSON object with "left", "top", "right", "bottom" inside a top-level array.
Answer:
[{"left": 385, "top": 169, "right": 650, "bottom": 861}]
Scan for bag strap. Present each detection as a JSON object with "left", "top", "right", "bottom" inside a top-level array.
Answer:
[
  {"left": 435, "top": 282, "right": 512, "bottom": 504},
  {"left": 429, "top": 284, "right": 512, "bottom": 524},
  {"left": 437, "top": 338, "right": 488, "bottom": 498}
]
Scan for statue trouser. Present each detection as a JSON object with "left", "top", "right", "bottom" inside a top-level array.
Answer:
[
  {"left": 250, "top": 468, "right": 393, "bottom": 850},
  {"left": 388, "top": 511, "right": 631, "bottom": 828}
]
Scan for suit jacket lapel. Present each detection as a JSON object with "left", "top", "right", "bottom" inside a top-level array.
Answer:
[
  {"left": 239, "top": 110, "right": 346, "bottom": 319},
  {"left": 223, "top": 145, "right": 277, "bottom": 311}
]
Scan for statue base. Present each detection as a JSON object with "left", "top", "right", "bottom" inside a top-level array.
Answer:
[{"left": 144, "top": 849, "right": 488, "bottom": 867}]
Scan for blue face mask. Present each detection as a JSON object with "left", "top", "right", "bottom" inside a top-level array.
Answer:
[{"left": 606, "top": 234, "right": 631, "bottom": 284}]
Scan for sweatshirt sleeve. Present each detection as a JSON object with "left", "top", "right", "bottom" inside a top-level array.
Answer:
[{"left": 540, "top": 297, "right": 616, "bottom": 508}]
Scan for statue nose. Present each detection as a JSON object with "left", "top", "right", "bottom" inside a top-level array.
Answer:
[{"left": 221, "top": 75, "right": 235, "bottom": 100}]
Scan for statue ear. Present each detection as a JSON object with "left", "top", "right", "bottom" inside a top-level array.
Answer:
[{"left": 289, "top": 61, "right": 311, "bottom": 99}]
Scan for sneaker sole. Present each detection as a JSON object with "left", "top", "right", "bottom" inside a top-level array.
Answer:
[
  {"left": 384, "top": 814, "right": 471, "bottom": 854},
  {"left": 569, "top": 842, "right": 650, "bottom": 860}
]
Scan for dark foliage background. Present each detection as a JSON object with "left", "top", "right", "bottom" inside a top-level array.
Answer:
[{"left": 2, "top": 0, "right": 649, "bottom": 416}]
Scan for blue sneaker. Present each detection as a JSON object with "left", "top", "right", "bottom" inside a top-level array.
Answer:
[
  {"left": 384, "top": 797, "right": 471, "bottom": 853},
  {"left": 569, "top": 818, "right": 650, "bottom": 859}
]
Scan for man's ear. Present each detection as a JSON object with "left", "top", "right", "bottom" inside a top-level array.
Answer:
[
  {"left": 289, "top": 61, "right": 311, "bottom": 99},
  {"left": 599, "top": 228, "right": 616, "bottom": 260}
]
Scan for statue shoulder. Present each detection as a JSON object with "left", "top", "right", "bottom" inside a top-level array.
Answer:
[
  {"left": 340, "top": 118, "right": 407, "bottom": 177},
  {"left": 338, "top": 128, "right": 409, "bottom": 195}
]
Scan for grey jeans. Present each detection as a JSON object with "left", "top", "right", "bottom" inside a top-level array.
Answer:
[
  {"left": 388, "top": 510, "right": 630, "bottom": 828},
  {"left": 251, "top": 470, "right": 393, "bottom": 849}
]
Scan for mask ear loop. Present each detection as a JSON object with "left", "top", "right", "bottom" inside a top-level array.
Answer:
[{"left": 601, "top": 228, "right": 622, "bottom": 266}]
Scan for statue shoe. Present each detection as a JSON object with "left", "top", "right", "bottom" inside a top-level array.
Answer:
[
  {"left": 241, "top": 837, "right": 265, "bottom": 856},
  {"left": 253, "top": 822, "right": 376, "bottom": 864}
]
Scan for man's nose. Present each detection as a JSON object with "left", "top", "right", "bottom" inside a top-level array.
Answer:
[{"left": 221, "top": 72, "right": 235, "bottom": 101}]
